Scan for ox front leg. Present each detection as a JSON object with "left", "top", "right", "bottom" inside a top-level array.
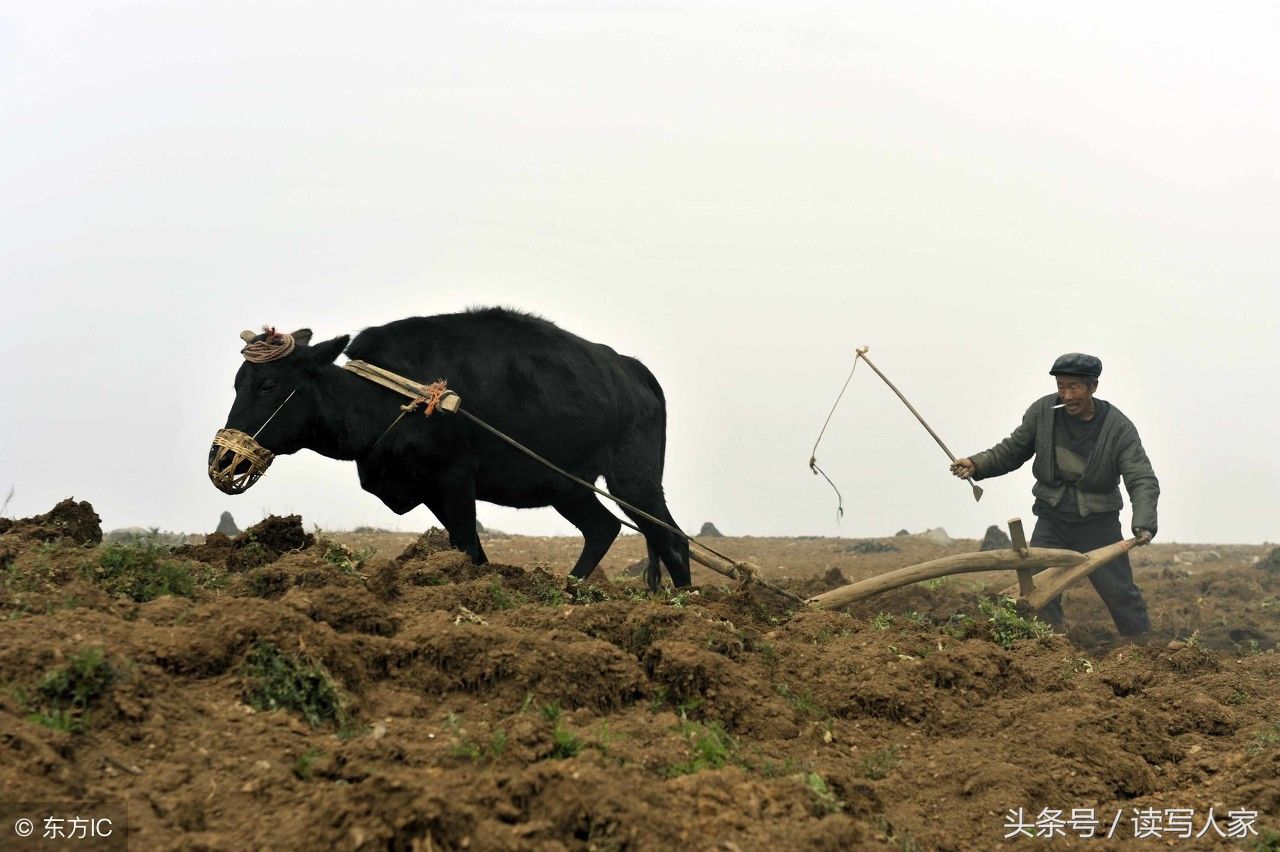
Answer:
[{"left": 424, "top": 475, "right": 487, "bottom": 566}]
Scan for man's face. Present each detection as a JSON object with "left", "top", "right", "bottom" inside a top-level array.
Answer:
[{"left": 1055, "top": 375, "right": 1097, "bottom": 417}]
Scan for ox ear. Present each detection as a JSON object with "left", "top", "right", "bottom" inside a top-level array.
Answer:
[
  {"left": 307, "top": 334, "right": 350, "bottom": 364},
  {"left": 291, "top": 328, "right": 313, "bottom": 346}
]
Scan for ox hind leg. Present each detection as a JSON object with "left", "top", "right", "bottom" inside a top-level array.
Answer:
[
  {"left": 553, "top": 491, "right": 622, "bottom": 581},
  {"left": 605, "top": 439, "right": 690, "bottom": 591}
]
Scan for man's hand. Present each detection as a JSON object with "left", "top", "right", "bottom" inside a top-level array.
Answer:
[
  {"left": 1134, "top": 528, "right": 1154, "bottom": 545},
  {"left": 950, "top": 458, "right": 977, "bottom": 479}
]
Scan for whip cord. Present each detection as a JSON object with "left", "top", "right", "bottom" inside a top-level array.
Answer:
[{"left": 808, "top": 353, "right": 860, "bottom": 520}]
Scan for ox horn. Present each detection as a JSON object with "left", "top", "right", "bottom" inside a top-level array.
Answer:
[{"left": 239, "top": 330, "right": 257, "bottom": 342}]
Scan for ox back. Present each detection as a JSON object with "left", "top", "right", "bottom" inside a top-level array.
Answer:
[{"left": 220, "top": 307, "right": 690, "bottom": 590}]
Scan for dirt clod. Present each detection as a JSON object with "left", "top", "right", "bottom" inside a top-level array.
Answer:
[
  {"left": 0, "top": 497, "right": 102, "bottom": 546},
  {"left": 1, "top": 518, "right": 1277, "bottom": 850}
]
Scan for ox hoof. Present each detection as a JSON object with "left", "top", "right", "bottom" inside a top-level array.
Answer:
[{"left": 643, "top": 563, "right": 661, "bottom": 594}]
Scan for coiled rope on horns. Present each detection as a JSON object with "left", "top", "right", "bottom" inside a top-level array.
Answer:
[{"left": 241, "top": 327, "right": 296, "bottom": 363}]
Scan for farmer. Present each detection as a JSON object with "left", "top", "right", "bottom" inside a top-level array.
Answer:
[{"left": 949, "top": 353, "right": 1159, "bottom": 635}]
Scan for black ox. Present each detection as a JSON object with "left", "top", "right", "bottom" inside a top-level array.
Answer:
[{"left": 210, "top": 307, "right": 691, "bottom": 589}]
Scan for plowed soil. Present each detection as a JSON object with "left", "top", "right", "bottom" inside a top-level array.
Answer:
[{"left": 2, "top": 505, "right": 1278, "bottom": 850}]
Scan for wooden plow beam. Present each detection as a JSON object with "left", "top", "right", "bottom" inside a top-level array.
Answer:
[{"left": 807, "top": 518, "right": 1145, "bottom": 612}]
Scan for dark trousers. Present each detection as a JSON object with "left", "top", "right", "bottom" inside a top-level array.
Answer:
[{"left": 1030, "top": 510, "right": 1150, "bottom": 635}]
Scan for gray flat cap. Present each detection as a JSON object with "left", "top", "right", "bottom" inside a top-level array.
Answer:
[{"left": 1049, "top": 352, "right": 1102, "bottom": 378}]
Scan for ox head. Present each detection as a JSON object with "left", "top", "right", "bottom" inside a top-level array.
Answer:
[{"left": 208, "top": 327, "right": 349, "bottom": 494}]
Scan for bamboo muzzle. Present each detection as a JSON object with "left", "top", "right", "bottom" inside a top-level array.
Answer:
[
  {"left": 207, "top": 328, "right": 303, "bottom": 494},
  {"left": 208, "top": 428, "right": 276, "bottom": 494}
]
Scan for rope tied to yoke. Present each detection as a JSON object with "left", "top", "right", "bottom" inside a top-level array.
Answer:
[
  {"left": 241, "top": 327, "right": 296, "bottom": 363},
  {"left": 400, "top": 380, "right": 450, "bottom": 417}
]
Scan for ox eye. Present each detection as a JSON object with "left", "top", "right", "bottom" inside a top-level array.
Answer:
[{"left": 258, "top": 380, "right": 277, "bottom": 394}]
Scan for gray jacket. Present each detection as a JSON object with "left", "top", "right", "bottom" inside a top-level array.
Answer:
[{"left": 970, "top": 394, "right": 1159, "bottom": 534}]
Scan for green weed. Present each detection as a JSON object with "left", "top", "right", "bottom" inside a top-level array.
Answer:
[
  {"left": 812, "top": 627, "right": 854, "bottom": 645},
  {"left": 675, "top": 696, "right": 704, "bottom": 719},
  {"left": 979, "top": 596, "right": 1054, "bottom": 648},
  {"left": 1248, "top": 724, "right": 1280, "bottom": 755},
  {"left": 234, "top": 540, "right": 272, "bottom": 570},
  {"left": 944, "top": 612, "right": 977, "bottom": 640},
  {"left": 550, "top": 724, "right": 584, "bottom": 759},
  {"left": 241, "top": 642, "right": 349, "bottom": 730},
  {"left": 757, "top": 755, "right": 802, "bottom": 778},
  {"left": 449, "top": 739, "right": 483, "bottom": 759},
  {"left": 90, "top": 540, "right": 199, "bottom": 602},
  {"left": 488, "top": 582, "right": 526, "bottom": 610},
  {"left": 874, "top": 815, "right": 920, "bottom": 852},
  {"left": 566, "top": 578, "right": 609, "bottom": 604},
  {"left": 1060, "top": 657, "right": 1094, "bottom": 680},
  {"left": 533, "top": 578, "right": 566, "bottom": 606},
  {"left": 618, "top": 585, "right": 653, "bottom": 603},
  {"left": 1253, "top": 827, "right": 1280, "bottom": 851},
  {"left": 666, "top": 719, "right": 735, "bottom": 776},
  {"left": 589, "top": 720, "right": 621, "bottom": 758},
  {"left": 805, "top": 772, "right": 844, "bottom": 815},
  {"left": 292, "top": 749, "right": 324, "bottom": 780},
  {"left": 871, "top": 612, "right": 895, "bottom": 630},
  {"left": 664, "top": 588, "right": 692, "bottom": 608},
  {"left": 27, "top": 647, "right": 115, "bottom": 733},
  {"left": 321, "top": 540, "right": 372, "bottom": 575},
  {"left": 859, "top": 745, "right": 900, "bottom": 780},
  {"left": 777, "top": 684, "right": 823, "bottom": 719}
]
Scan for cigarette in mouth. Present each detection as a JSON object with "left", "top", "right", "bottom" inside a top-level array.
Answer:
[{"left": 1053, "top": 403, "right": 1067, "bottom": 409}]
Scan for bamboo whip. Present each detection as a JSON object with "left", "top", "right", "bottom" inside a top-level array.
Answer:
[
  {"left": 855, "top": 347, "right": 984, "bottom": 502},
  {"left": 808, "top": 547, "right": 1087, "bottom": 610}
]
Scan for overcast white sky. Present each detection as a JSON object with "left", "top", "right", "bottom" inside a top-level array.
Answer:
[{"left": 2, "top": 2, "right": 1277, "bottom": 545}]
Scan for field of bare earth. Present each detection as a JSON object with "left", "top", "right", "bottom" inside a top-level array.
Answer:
[{"left": 1, "top": 500, "right": 1277, "bottom": 850}]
